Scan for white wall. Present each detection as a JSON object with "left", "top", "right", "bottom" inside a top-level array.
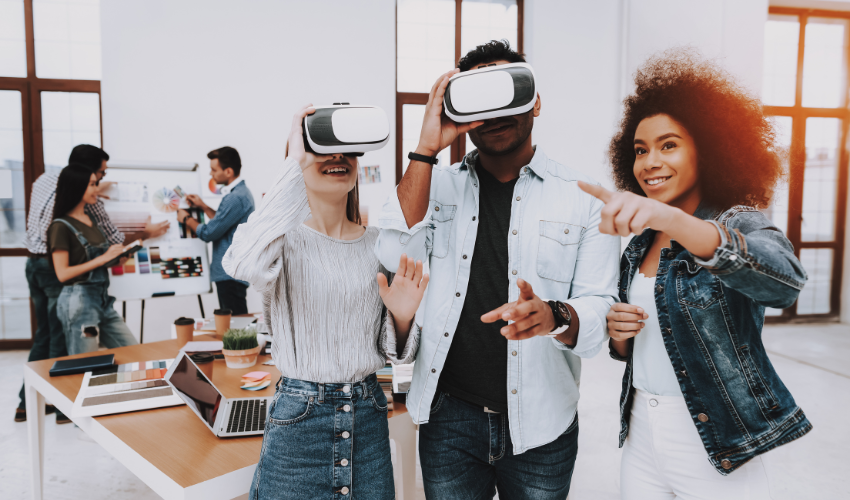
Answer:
[
  {"left": 100, "top": 0, "right": 771, "bottom": 342},
  {"left": 525, "top": 0, "right": 768, "bottom": 190},
  {"left": 100, "top": 0, "right": 396, "bottom": 342}
]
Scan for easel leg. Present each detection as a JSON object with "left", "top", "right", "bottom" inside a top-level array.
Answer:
[
  {"left": 197, "top": 294, "right": 205, "bottom": 318},
  {"left": 139, "top": 299, "right": 145, "bottom": 344}
]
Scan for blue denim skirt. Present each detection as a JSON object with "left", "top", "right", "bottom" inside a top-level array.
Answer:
[{"left": 250, "top": 373, "right": 395, "bottom": 500}]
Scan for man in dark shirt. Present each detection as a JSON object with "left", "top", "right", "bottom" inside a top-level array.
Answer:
[
  {"left": 438, "top": 166, "right": 517, "bottom": 412},
  {"left": 376, "top": 40, "right": 620, "bottom": 499}
]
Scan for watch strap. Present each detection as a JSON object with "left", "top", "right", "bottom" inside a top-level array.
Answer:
[{"left": 408, "top": 151, "right": 439, "bottom": 165}]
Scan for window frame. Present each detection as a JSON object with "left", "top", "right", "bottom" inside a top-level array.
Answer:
[
  {"left": 765, "top": 6, "right": 850, "bottom": 323},
  {"left": 0, "top": 0, "right": 103, "bottom": 349},
  {"left": 395, "top": 0, "right": 524, "bottom": 182}
]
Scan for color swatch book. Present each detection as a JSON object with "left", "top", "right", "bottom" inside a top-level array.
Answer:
[{"left": 71, "top": 359, "right": 185, "bottom": 417}]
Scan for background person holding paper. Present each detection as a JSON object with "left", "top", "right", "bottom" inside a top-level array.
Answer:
[
  {"left": 49, "top": 164, "right": 138, "bottom": 356},
  {"left": 179, "top": 146, "right": 254, "bottom": 315},
  {"left": 15, "top": 144, "right": 168, "bottom": 424}
]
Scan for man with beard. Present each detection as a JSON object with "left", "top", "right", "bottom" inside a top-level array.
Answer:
[{"left": 375, "top": 40, "right": 620, "bottom": 498}]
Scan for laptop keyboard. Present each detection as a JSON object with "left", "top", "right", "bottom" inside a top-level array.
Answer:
[{"left": 226, "top": 399, "right": 267, "bottom": 434}]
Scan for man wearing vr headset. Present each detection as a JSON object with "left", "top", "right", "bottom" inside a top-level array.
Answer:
[{"left": 376, "top": 40, "right": 620, "bottom": 498}]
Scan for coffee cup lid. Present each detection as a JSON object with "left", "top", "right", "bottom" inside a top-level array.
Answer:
[
  {"left": 174, "top": 317, "right": 195, "bottom": 326},
  {"left": 189, "top": 352, "right": 214, "bottom": 363},
  {"left": 214, "top": 309, "right": 232, "bottom": 316}
]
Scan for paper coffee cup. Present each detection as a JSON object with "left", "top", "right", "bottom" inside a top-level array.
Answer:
[
  {"left": 214, "top": 308, "right": 232, "bottom": 337},
  {"left": 189, "top": 352, "right": 215, "bottom": 381},
  {"left": 174, "top": 317, "right": 195, "bottom": 348}
]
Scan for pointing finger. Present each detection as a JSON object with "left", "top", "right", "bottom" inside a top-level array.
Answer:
[
  {"left": 578, "top": 180, "right": 613, "bottom": 204},
  {"left": 482, "top": 302, "right": 515, "bottom": 323},
  {"left": 517, "top": 278, "right": 535, "bottom": 301}
]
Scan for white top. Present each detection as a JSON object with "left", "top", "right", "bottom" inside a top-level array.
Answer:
[
  {"left": 222, "top": 158, "right": 416, "bottom": 383},
  {"left": 629, "top": 272, "right": 682, "bottom": 397}
]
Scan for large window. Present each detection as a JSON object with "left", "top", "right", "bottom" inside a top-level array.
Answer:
[
  {"left": 395, "top": 0, "right": 523, "bottom": 181},
  {"left": 763, "top": 7, "right": 850, "bottom": 321},
  {"left": 0, "top": 0, "right": 102, "bottom": 348}
]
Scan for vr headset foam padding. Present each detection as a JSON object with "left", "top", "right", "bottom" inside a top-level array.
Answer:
[
  {"left": 443, "top": 63, "right": 536, "bottom": 123},
  {"left": 302, "top": 104, "right": 389, "bottom": 156}
]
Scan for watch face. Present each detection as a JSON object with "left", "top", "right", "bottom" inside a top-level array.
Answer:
[{"left": 557, "top": 303, "right": 570, "bottom": 322}]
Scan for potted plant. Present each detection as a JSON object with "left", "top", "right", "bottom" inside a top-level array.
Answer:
[{"left": 222, "top": 328, "right": 261, "bottom": 369}]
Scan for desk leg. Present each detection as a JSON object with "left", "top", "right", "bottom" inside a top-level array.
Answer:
[
  {"left": 389, "top": 417, "right": 417, "bottom": 500},
  {"left": 25, "top": 381, "right": 45, "bottom": 500}
]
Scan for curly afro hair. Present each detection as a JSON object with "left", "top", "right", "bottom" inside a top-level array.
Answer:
[{"left": 609, "top": 48, "right": 784, "bottom": 209}]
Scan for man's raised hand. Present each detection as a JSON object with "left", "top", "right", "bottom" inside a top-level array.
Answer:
[
  {"left": 481, "top": 279, "right": 556, "bottom": 341},
  {"left": 415, "top": 70, "right": 484, "bottom": 158}
]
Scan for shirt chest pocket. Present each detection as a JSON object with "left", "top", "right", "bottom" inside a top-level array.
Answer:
[
  {"left": 427, "top": 201, "right": 456, "bottom": 259},
  {"left": 537, "top": 221, "right": 584, "bottom": 283}
]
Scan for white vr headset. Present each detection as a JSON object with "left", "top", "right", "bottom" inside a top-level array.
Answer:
[
  {"left": 303, "top": 104, "right": 390, "bottom": 156},
  {"left": 443, "top": 63, "right": 537, "bottom": 123}
]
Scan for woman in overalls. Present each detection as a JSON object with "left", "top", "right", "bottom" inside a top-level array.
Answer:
[{"left": 49, "top": 163, "right": 137, "bottom": 355}]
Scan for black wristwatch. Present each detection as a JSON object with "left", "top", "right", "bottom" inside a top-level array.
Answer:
[
  {"left": 547, "top": 300, "right": 572, "bottom": 337},
  {"left": 408, "top": 151, "right": 439, "bottom": 165}
]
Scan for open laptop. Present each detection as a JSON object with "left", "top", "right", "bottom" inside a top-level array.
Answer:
[{"left": 164, "top": 351, "right": 271, "bottom": 437}]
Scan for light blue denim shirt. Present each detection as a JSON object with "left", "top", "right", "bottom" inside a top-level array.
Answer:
[{"left": 375, "top": 147, "right": 620, "bottom": 454}]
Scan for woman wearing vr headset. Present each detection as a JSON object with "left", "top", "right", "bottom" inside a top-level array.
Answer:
[
  {"left": 579, "top": 49, "right": 811, "bottom": 499},
  {"left": 222, "top": 105, "right": 427, "bottom": 500}
]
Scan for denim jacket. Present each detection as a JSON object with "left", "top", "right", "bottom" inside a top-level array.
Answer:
[
  {"left": 611, "top": 203, "right": 812, "bottom": 475},
  {"left": 376, "top": 147, "right": 620, "bottom": 454}
]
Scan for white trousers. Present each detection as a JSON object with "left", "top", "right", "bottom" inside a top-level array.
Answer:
[{"left": 621, "top": 389, "right": 773, "bottom": 500}]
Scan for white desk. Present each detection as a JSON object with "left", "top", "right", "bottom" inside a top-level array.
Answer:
[{"left": 25, "top": 336, "right": 417, "bottom": 499}]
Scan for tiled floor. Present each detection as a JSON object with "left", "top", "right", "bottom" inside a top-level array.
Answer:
[{"left": 2, "top": 323, "right": 848, "bottom": 499}]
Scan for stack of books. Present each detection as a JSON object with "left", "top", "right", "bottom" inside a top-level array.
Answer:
[{"left": 376, "top": 362, "right": 394, "bottom": 411}]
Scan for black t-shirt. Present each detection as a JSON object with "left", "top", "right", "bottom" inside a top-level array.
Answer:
[{"left": 438, "top": 165, "right": 517, "bottom": 413}]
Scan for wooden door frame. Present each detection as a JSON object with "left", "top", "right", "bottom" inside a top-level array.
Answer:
[
  {"left": 0, "top": 0, "right": 103, "bottom": 349},
  {"left": 395, "top": 0, "right": 524, "bottom": 183},
  {"left": 764, "top": 6, "right": 850, "bottom": 322}
]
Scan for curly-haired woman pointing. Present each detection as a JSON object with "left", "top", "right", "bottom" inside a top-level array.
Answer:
[{"left": 581, "top": 49, "right": 811, "bottom": 499}]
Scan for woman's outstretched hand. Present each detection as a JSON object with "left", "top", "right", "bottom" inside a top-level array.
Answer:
[
  {"left": 578, "top": 181, "right": 678, "bottom": 237},
  {"left": 287, "top": 104, "right": 339, "bottom": 171},
  {"left": 578, "top": 181, "right": 720, "bottom": 260},
  {"left": 377, "top": 254, "right": 429, "bottom": 330}
]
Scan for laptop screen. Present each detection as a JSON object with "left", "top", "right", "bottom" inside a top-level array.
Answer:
[{"left": 168, "top": 354, "right": 222, "bottom": 429}]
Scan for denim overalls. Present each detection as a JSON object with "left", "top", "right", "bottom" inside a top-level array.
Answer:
[{"left": 54, "top": 218, "right": 137, "bottom": 355}]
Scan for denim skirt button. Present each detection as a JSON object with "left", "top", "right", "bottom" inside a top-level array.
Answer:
[
  {"left": 342, "top": 385, "right": 350, "bottom": 393},
  {"left": 721, "top": 460, "right": 732, "bottom": 470},
  {"left": 343, "top": 404, "right": 351, "bottom": 412},
  {"left": 698, "top": 413, "right": 709, "bottom": 422},
  {"left": 342, "top": 431, "right": 350, "bottom": 438},
  {"left": 341, "top": 486, "right": 350, "bottom": 495},
  {"left": 649, "top": 399, "right": 658, "bottom": 407},
  {"left": 341, "top": 459, "right": 349, "bottom": 466}
]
